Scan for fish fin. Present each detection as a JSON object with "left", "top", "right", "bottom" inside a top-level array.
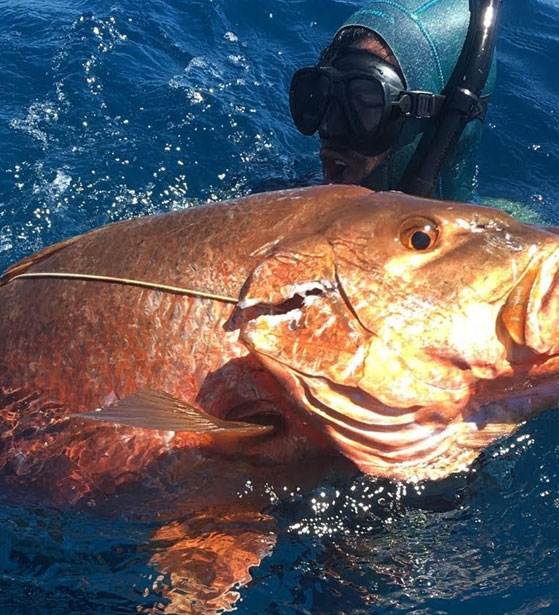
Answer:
[
  {"left": 457, "top": 422, "right": 518, "bottom": 449},
  {"left": 74, "top": 389, "right": 274, "bottom": 436}
]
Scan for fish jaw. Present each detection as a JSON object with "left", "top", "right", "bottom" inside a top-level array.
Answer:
[{"left": 241, "top": 335, "right": 476, "bottom": 482}]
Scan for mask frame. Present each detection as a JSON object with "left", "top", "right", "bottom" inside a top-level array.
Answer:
[{"left": 290, "top": 50, "right": 445, "bottom": 157}]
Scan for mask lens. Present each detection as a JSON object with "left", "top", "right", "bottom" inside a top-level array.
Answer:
[
  {"left": 346, "top": 78, "right": 386, "bottom": 135},
  {"left": 289, "top": 69, "right": 330, "bottom": 135},
  {"left": 318, "top": 98, "right": 353, "bottom": 141}
]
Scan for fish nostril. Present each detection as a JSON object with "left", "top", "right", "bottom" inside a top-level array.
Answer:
[{"left": 449, "top": 356, "right": 471, "bottom": 371}]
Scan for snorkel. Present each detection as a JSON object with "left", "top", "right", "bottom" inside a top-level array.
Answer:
[{"left": 402, "top": 0, "right": 502, "bottom": 196}]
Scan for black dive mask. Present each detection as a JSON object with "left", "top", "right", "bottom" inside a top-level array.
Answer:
[{"left": 289, "top": 49, "right": 445, "bottom": 157}]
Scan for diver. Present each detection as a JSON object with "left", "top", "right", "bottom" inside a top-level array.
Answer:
[{"left": 289, "top": 0, "right": 500, "bottom": 202}]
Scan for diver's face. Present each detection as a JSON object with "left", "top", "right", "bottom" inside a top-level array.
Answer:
[{"left": 320, "top": 38, "right": 398, "bottom": 187}]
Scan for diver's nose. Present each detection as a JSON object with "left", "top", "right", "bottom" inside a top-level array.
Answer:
[{"left": 318, "top": 98, "right": 351, "bottom": 141}]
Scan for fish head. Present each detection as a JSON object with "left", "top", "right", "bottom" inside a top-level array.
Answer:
[{"left": 238, "top": 192, "right": 559, "bottom": 481}]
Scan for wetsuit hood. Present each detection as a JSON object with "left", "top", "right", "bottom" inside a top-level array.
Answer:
[{"left": 338, "top": 0, "right": 497, "bottom": 201}]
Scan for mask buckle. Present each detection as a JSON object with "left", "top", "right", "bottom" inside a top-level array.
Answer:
[{"left": 394, "top": 91, "right": 446, "bottom": 119}]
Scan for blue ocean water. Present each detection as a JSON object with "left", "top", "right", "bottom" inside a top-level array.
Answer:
[{"left": 0, "top": 1, "right": 558, "bottom": 614}]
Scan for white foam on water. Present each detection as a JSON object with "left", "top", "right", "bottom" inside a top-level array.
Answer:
[{"left": 0, "top": 226, "right": 13, "bottom": 254}]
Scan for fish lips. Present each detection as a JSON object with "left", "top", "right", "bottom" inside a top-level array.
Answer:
[{"left": 498, "top": 248, "right": 559, "bottom": 360}]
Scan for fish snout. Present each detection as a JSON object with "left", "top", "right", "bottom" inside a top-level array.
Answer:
[{"left": 498, "top": 249, "right": 559, "bottom": 359}]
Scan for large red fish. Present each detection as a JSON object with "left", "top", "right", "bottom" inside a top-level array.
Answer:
[{"left": 1, "top": 185, "right": 558, "bottom": 496}]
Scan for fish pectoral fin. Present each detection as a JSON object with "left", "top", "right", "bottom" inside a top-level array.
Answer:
[{"left": 74, "top": 389, "right": 274, "bottom": 436}]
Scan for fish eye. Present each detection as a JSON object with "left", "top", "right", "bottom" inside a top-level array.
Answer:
[{"left": 399, "top": 217, "right": 439, "bottom": 252}]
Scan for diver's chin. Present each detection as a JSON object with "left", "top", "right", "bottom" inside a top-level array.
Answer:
[{"left": 320, "top": 146, "right": 372, "bottom": 185}]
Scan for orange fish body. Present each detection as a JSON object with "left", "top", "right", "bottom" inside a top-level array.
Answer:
[
  {"left": 0, "top": 185, "right": 558, "bottom": 497},
  {"left": 0, "top": 186, "right": 356, "bottom": 497}
]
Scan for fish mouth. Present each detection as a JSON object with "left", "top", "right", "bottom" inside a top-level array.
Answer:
[{"left": 498, "top": 248, "right": 559, "bottom": 360}]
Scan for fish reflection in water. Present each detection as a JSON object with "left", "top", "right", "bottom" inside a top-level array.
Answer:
[
  {"left": 141, "top": 509, "right": 276, "bottom": 614},
  {"left": 110, "top": 457, "right": 365, "bottom": 613}
]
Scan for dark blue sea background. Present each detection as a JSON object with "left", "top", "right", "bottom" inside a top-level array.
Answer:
[{"left": 0, "top": 1, "right": 558, "bottom": 613}]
